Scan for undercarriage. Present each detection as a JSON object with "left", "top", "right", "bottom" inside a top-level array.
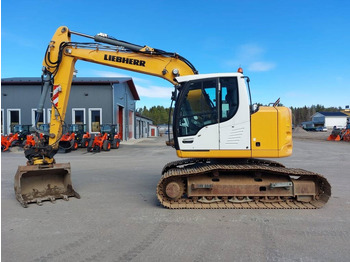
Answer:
[{"left": 157, "top": 158, "right": 331, "bottom": 209}]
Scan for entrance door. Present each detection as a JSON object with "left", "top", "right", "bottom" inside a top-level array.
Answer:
[{"left": 128, "top": 110, "right": 134, "bottom": 139}]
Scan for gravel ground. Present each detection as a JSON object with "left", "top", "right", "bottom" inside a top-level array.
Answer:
[
  {"left": 292, "top": 127, "right": 331, "bottom": 141},
  {"left": 1, "top": 135, "right": 349, "bottom": 262}
]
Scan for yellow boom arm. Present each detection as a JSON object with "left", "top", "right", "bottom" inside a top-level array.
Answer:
[{"left": 40, "top": 26, "right": 197, "bottom": 156}]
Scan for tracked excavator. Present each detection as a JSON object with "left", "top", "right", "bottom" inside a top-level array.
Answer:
[{"left": 14, "top": 26, "right": 331, "bottom": 208}]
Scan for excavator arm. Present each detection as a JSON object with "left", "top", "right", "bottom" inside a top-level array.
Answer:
[{"left": 33, "top": 26, "right": 198, "bottom": 161}]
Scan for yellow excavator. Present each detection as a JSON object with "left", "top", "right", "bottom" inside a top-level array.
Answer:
[{"left": 14, "top": 26, "right": 331, "bottom": 208}]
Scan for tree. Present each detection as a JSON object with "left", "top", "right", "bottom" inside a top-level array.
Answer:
[
  {"left": 137, "top": 106, "right": 171, "bottom": 125},
  {"left": 289, "top": 104, "right": 340, "bottom": 125}
]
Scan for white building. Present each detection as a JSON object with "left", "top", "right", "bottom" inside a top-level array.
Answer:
[
  {"left": 311, "top": 112, "right": 348, "bottom": 128},
  {"left": 135, "top": 113, "right": 154, "bottom": 138}
]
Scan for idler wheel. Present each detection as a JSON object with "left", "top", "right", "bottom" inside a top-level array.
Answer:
[{"left": 165, "top": 179, "right": 184, "bottom": 200}]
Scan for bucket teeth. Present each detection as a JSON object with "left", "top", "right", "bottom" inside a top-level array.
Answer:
[
  {"left": 62, "top": 195, "right": 69, "bottom": 201},
  {"left": 49, "top": 196, "right": 56, "bottom": 203}
]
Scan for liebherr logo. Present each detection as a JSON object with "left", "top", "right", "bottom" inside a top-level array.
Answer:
[{"left": 104, "top": 54, "right": 146, "bottom": 67}]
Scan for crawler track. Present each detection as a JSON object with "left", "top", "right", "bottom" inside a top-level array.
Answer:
[{"left": 157, "top": 159, "right": 331, "bottom": 209}]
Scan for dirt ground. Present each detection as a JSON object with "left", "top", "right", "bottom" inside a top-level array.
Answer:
[{"left": 292, "top": 126, "right": 332, "bottom": 141}]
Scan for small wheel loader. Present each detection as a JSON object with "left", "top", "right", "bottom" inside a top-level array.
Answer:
[
  {"left": 1, "top": 124, "right": 32, "bottom": 151},
  {"left": 59, "top": 124, "right": 91, "bottom": 152},
  {"left": 22, "top": 124, "right": 50, "bottom": 148},
  {"left": 87, "top": 124, "right": 121, "bottom": 152}
]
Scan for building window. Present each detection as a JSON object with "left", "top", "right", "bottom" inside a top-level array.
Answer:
[
  {"left": 32, "top": 109, "right": 45, "bottom": 127},
  {"left": 72, "top": 108, "right": 86, "bottom": 124},
  {"left": 47, "top": 109, "right": 52, "bottom": 123},
  {"left": 1, "top": 109, "right": 4, "bottom": 134},
  {"left": 7, "top": 109, "right": 21, "bottom": 134},
  {"left": 89, "top": 108, "right": 102, "bottom": 133}
]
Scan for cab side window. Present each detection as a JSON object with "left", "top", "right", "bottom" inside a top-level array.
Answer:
[{"left": 220, "top": 77, "right": 238, "bottom": 121}]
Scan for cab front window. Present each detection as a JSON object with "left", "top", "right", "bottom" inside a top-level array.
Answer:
[{"left": 177, "top": 79, "right": 217, "bottom": 136}]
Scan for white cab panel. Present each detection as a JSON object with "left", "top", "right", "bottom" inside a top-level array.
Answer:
[
  {"left": 220, "top": 77, "right": 251, "bottom": 150},
  {"left": 178, "top": 124, "right": 219, "bottom": 150}
]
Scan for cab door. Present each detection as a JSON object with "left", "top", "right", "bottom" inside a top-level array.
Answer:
[
  {"left": 175, "top": 78, "right": 219, "bottom": 150},
  {"left": 219, "top": 77, "right": 251, "bottom": 150}
]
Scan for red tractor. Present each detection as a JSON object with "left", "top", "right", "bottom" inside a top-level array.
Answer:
[
  {"left": 1, "top": 125, "right": 32, "bottom": 151},
  {"left": 327, "top": 124, "right": 350, "bottom": 142},
  {"left": 23, "top": 124, "right": 50, "bottom": 148},
  {"left": 2, "top": 133, "right": 19, "bottom": 152},
  {"left": 59, "top": 124, "right": 91, "bottom": 152},
  {"left": 87, "top": 124, "right": 121, "bottom": 152}
]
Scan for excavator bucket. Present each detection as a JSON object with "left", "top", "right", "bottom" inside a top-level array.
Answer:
[
  {"left": 328, "top": 129, "right": 341, "bottom": 141},
  {"left": 343, "top": 130, "right": 350, "bottom": 142},
  {"left": 327, "top": 134, "right": 339, "bottom": 141},
  {"left": 14, "top": 163, "right": 80, "bottom": 207}
]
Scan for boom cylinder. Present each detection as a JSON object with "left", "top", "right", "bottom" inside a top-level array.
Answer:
[
  {"left": 69, "top": 29, "right": 144, "bottom": 52},
  {"left": 93, "top": 35, "right": 144, "bottom": 52}
]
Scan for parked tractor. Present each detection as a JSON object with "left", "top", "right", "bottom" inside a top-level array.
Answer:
[
  {"left": 1, "top": 125, "right": 32, "bottom": 151},
  {"left": 87, "top": 124, "right": 121, "bottom": 152},
  {"left": 22, "top": 124, "right": 50, "bottom": 148},
  {"left": 59, "top": 124, "right": 91, "bottom": 152},
  {"left": 327, "top": 124, "right": 350, "bottom": 142}
]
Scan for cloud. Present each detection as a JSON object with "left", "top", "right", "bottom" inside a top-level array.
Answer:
[
  {"left": 223, "top": 44, "right": 276, "bottom": 72},
  {"left": 135, "top": 85, "right": 173, "bottom": 98},
  {"left": 90, "top": 70, "right": 173, "bottom": 98},
  {"left": 238, "top": 44, "right": 265, "bottom": 60},
  {"left": 335, "top": 76, "right": 344, "bottom": 83},
  {"left": 248, "top": 61, "right": 276, "bottom": 72}
]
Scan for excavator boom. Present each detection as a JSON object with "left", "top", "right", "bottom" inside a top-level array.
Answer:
[{"left": 43, "top": 26, "right": 197, "bottom": 152}]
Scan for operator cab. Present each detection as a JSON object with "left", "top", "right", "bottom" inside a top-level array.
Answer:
[
  {"left": 173, "top": 73, "right": 251, "bottom": 154},
  {"left": 100, "top": 124, "right": 119, "bottom": 135},
  {"left": 11, "top": 124, "right": 32, "bottom": 134},
  {"left": 68, "top": 124, "right": 86, "bottom": 134}
]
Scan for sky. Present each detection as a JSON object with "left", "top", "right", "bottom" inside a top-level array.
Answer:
[{"left": 1, "top": 0, "right": 350, "bottom": 110}]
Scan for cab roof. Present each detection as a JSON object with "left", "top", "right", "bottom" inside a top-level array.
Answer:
[{"left": 175, "top": 73, "right": 243, "bottom": 83}]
